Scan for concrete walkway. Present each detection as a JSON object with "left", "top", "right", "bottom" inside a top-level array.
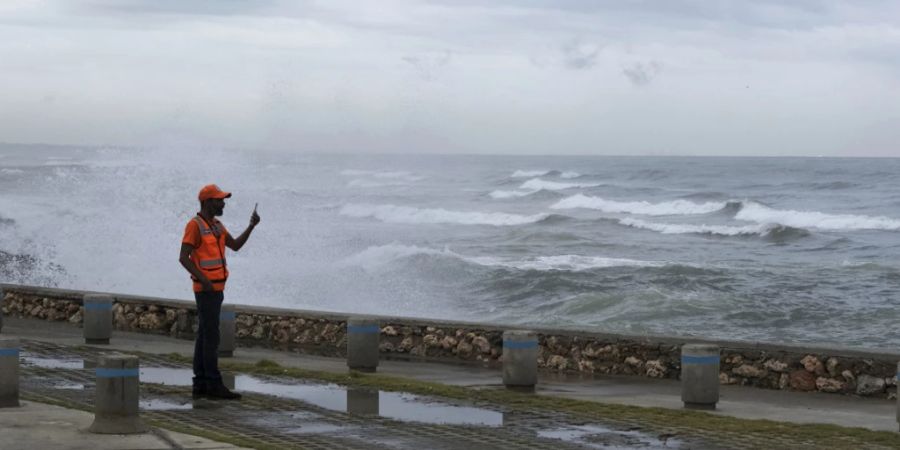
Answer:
[
  {"left": 0, "top": 400, "right": 249, "bottom": 449},
  {"left": 1, "top": 316, "right": 897, "bottom": 449}
]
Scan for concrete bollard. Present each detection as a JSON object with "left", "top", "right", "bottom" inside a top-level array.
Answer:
[
  {"left": 0, "top": 285, "right": 5, "bottom": 334},
  {"left": 83, "top": 294, "right": 113, "bottom": 345},
  {"left": 218, "top": 305, "right": 236, "bottom": 357},
  {"left": 896, "top": 362, "right": 900, "bottom": 431},
  {"left": 502, "top": 330, "right": 538, "bottom": 390},
  {"left": 0, "top": 338, "right": 20, "bottom": 408},
  {"left": 681, "top": 344, "right": 720, "bottom": 410},
  {"left": 346, "top": 388, "right": 379, "bottom": 415},
  {"left": 347, "top": 317, "right": 380, "bottom": 372},
  {"left": 88, "top": 354, "right": 147, "bottom": 434}
]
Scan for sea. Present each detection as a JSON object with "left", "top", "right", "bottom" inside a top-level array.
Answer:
[{"left": 2, "top": 143, "right": 900, "bottom": 350}]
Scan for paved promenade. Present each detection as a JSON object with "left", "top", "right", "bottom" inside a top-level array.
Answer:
[{"left": 2, "top": 316, "right": 899, "bottom": 449}]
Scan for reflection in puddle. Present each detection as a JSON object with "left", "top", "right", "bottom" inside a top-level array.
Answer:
[
  {"left": 52, "top": 382, "right": 85, "bottom": 390},
  {"left": 140, "top": 399, "right": 193, "bottom": 411},
  {"left": 538, "top": 425, "right": 681, "bottom": 449},
  {"left": 138, "top": 366, "right": 502, "bottom": 426},
  {"left": 22, "top": 355, "right": 85, "bottom": 369}
]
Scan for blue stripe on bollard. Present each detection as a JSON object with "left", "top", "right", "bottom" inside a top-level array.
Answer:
[
  {"left": 682, "top": 355, "right": 720, "bottom": 365},
  {"left": 220, "top": 311, "right": 236, "bottom": 320},
  {"left": 503, "top": 340, "right": 538, "bottom": 350},
  {"left": 0, "top": 348, "right": 19, "bottom": 357},
  {"left": 347, "top": 325, "right": 380, "bottom": 334},
  {"left": 96, "top": 368, "right": 139, "bottom": 378},
  {"left": 84, "top": 303, "right": 112, "bottom": 310}
]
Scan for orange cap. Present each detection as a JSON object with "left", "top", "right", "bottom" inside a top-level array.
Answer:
[{"left": 198, "top": 184, "right": 232, "bottom": 202}]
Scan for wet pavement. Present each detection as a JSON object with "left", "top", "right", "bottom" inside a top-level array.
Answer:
[{"left": 18, "top": 340, "right": 696, "bottom": 450}]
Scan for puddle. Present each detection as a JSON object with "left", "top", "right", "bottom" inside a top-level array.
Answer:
[
  {"left": 22, "top": 355, "right": 86, "bottom": 369},
  {"left": 140, "top": 399, "right": 193, "bottom": 411},
  {"left": 537, "top": 425, "right": 681, "bottom": 449},
  {"left": 138, "top": 366, "right": 503, "bottom": 426},
  {"left": 52, "top": 382, "right": 85, "bottom": 390}
]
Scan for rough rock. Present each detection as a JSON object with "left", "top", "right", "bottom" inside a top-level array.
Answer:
[
  {"left": 645, "top": 360, "right": 667, "bottom": 378},
  {"left": 826, "top": 357, "right": 840, "bottom": 377},
  {"left": 801, "top": 355, "right": 825, "bottom": 375},
  {"left": 547, "top": 355, "right": 568, "bottom": 371},
  {"left": 456, "top": 341, "right": 473, "bottom": 357},
  {"left": 423, "top": 334, "right": 440, "bottom": 348},
  {"left": 733, "top": 364, "right": 767, "bottom": 378},
  {"left": 382, "top": 326, "right": 398, "bottom": 336},
  {"left": 763, "top": 359, "right": 788, "bottom": 373},
  {"left": 472, "top": 336, "right": 491, "bottom": 354},
  {"left": 856, "top": 374, "right": 886, "bottom": 396},
  {"left": 789, "top": 370, "right": 816, "bottom": 391},
  {"left": 815, "top": 377, "right": 845, "bottom": 393}
]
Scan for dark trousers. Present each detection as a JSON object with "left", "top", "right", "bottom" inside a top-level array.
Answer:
[{"left": 193, "top": 290, "right": 224, "bottom": 387}]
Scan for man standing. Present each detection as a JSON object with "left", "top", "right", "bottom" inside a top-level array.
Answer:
[{"left": 179, "top": 184, "right": 260, "bottom": 400}]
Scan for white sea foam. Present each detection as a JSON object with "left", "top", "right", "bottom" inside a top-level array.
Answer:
[
  {"left": 467, "top": 254, "right": 666, "bottom": 271},
  {"left": 511, "top": 170, "right": 550, "bottom": 178},
  {"left": 619, "top": 218, "right": 778, "bottom": 236},
  {"left": 490, "top": 177, "right": 598, "bottom": 199},
  {"left": 552, "top": 194, "right": 725, "bottom": 216},
  {"left": 519, "top": 178, "right": 601, "bottom": 191},
  {"left": 340, "top": 204, "right": 549, "bottom": 226},
  {"left": 341, "top": 244, "right": 666, "bottom": 272},
  {"left": 735, "top": 202, "right": 900, "bottom": 231},
  {"left": 560, "top": 171, "right": 580, "bottom": 179},
  {"left": 0, "top": 168, "right": 24, "bottom": 174},
  {"left": 489, "top": 190, "right": 533, "bottom": 199}
]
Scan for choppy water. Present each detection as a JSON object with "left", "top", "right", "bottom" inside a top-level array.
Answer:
[{"left": 2, "top": 144, "right": 900, "bottom": 349}]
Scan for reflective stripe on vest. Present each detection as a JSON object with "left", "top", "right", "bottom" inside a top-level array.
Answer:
[{"left": 190, "top": 216, "right": 228, "bottom": 291}]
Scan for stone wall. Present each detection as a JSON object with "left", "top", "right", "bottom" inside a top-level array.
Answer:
[{"left": 1, "top": 284, "right": 897, "bottom": 398}]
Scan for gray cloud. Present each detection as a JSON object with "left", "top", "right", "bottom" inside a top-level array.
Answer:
[
  {"left": 64, "top": 0, "right": 287, "bottom": 16},
  {"left": 402, "top": 51, "right": 452, "bottom": 81},
  {"left": 560, "top": 39, "right": 602, "bottom": 70},
  {"left": 622, "top": 61, "right": 662, "bottom": 86}
]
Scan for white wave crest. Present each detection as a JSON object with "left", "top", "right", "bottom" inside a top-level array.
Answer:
[
  {"left": 339, "top": 244, "right": 454, "bottom": 271},
  {"left": 619, "top": 218, "right": 778, "bottom": 236},
  {"left": 467, "top": 255, "right": 666, "bottom": 271},
  {"left": 735, "top": 202, "right": 900, "bottom": 231},
  {"left": 340, "top": 204, "right": 549, "bottom": 226},
  {"left": 560, "top": 171, "right": 580, "bottom": 179},
  {"left": 489, "top": 190, "right": 533, "bottom": 199},
  {"left": 0, "top": 168, "right": 24, "bottom": 174},
  {"left": 519, "top": 178, "right": 601, "bottom": 191},
  {"left": 552, "top": 194, "right": 725, "bottom": 216},
  {"left": 511, "top": 170, "right": 550, "bottom": 178},
  {"left": 341, "top": 244, "right": 667, "bottom": 272}
]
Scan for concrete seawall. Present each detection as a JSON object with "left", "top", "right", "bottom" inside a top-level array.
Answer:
[{"left": 2, "top": 283, "right": 897, "bottom": 398}]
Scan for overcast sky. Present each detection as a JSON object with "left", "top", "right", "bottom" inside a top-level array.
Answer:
[{"left": 1, "top": 1, "right": 899, "bottom": 156}]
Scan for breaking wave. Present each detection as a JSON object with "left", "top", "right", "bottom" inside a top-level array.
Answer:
[
  {"left": 341, "top": 244, "right": 668, "bottom": 272},
  {"left": 490, "top": 178, "right": 601, "bottom": 199},
  {"left": 552, "top": 194, "right": 726, "bottom": 216},
  {"left": 511, "top": 170, "right": 550, "bottom": 178},
  {"left": 618, "top": 217, "right": 808, "bottom": 238},
  {"left": 339, "top": 204, "right": 549, "bottom": 226},
  {"left": 735, "top": 202, "right": 900, "bottom": 231}
]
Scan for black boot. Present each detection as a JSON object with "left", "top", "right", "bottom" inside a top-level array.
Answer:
[
  {"left": 192, "top": 378, "right": 208, "bottom": 399},
  {"left": 206, "top": 383, "right": 242, "bottom": 400}
]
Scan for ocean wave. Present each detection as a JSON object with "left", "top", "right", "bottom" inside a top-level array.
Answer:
[
  {"left": 339, "top": 204, "right": 549, "bottom": 226},
  {"left": 341, "top": 244, "right": 667, "bottom": 272},
  {"left": 519, "top": 178, "right": 602, "bottom": 191},
  {"left": 511, "top": 170, "right": 550, "bottom": 178},
  {"left": 467, "top": 254, "right": 666, "bottom": 271},
  {"left": 618, "top": 217, "right": 806, "bottom": 238},
  {"left": 0, "top": 168, "right": 24, "bottom": 175},
  {"left": 560, "top": 171, "right": 580, "bottom": 179},
  {"left": 735, "top": 202, "right": 900, "bottom": 231},
  {"left": 552, "top": 194, "right": 725, "bottom": 216}
]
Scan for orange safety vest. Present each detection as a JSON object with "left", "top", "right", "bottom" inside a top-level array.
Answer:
[{"left": 190, "top": 215, "right": 229, "bottom": 292}]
